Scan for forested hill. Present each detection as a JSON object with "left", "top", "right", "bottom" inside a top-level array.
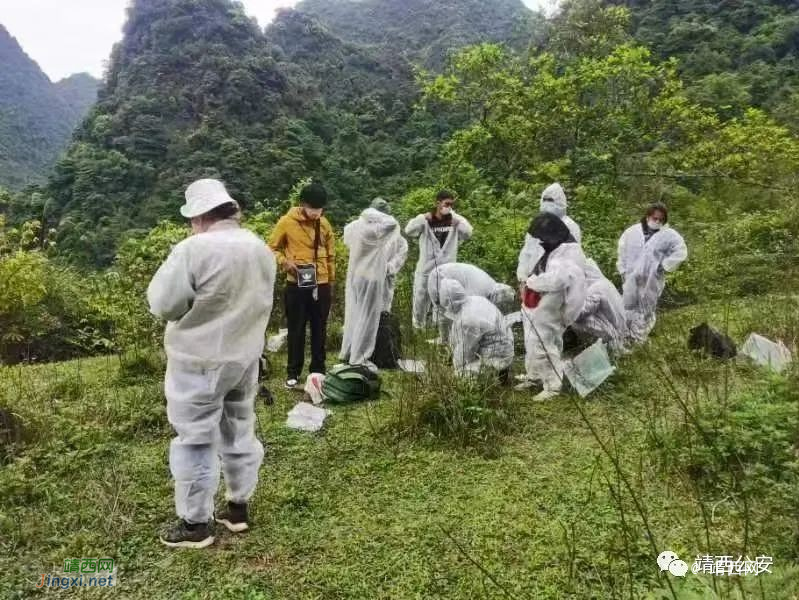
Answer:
[
  {"left": 55, "top": 73, "right": 102, "bottom": 118},
  {"left": 611, "top": 0, "right": 799, "bottom": 125},
  {"left": 40, "top": 0, "right": 541, "bottom": 266},
  {"left": 297, "top": 0, "right": 542, "bottom": 68},
  {"left": 0, "top": 26, "right": 98, "bottom": 190}
]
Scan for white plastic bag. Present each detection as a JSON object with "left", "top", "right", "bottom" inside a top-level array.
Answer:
[
  {"left": 266, "top": 328, "right": 289, "bottom": 353},
  {"left": 397, "top": 359, "right": 426, "bottom": 373},
  {"left": 740, "top": 333, "right": 793, "bottom": 373},
  {"left": 286, "top": 402, "right": 329, "bottom": 432},
  {"left": 564, "top": 340, "right": 615, "bottom": 398},
  {"left": 304, "top": 373, "right": 326, "bottom": 405}
]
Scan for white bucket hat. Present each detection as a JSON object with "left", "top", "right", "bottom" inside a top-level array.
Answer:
[{"left": 180, "top": 178, "right": 239, "bottom": 218}]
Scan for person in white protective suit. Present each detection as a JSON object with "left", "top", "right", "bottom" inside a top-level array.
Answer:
[
  {"left": 427, "top": 263, "right": 516, "bottom": 343},
  {"left": 617, "top": 203, "right": 688, "bottom": 343},
  {"left": 370, "top": 198, "right": 408, "bottom": 312},
  {"left": 518, "top": 213, "right": 587, "bottom": 401},
  {"left": 517, "top": 182, "right": 581, "bottom": 283},
  {"left": 147, "top": 178, "right": 276, "bottom": 549},
  {"left": 437, "top": 278, "right": 514, "bottom": 381},
  {"left": 405, "top": 189, "right": 473, "bottom": 330},
  {"left": 340, "top": 205, "right": 400, "bottom": 369},
  {"left": 540, "top": 182, "right": 581, "bottom": 242},
  {"left": 572, "top": 258, "right": 629, "bottom": 354}
]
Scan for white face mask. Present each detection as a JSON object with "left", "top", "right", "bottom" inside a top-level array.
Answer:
[
  {"left": 439, "top": 206, "right": 452, "bottom": 216},
  {"left": 647, "top": 219, "right": 662, "bottom": 231},
  {"left": 540, "top": 202, "right": 563, "bottom": 217}
]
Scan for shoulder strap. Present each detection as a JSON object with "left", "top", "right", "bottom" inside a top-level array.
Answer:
[{"left": 314, "top": 219, "right": 321, "bottom": 266}]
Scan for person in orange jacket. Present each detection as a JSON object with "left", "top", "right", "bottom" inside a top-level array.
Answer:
[{"left": 268, "top": 183, "right": 336, "bottom": 389}]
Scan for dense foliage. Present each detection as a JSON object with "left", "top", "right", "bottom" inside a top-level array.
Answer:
[
  {"left": 33, "top": 0, "right": 538, "bottom": 266},
  {"left": 296, "top": 0, "right": 543, "bottom": 69},
  {"left": 414, "top": 2, "right": 799, "bottom": 297},
  {"left": 0, "top": 26, "right": 98, "bottom": 189},
  {"left": 610, "top": 0, "right": 799, "bottom": 127},
  {"left": 0, "top": 0, "right": 798, "bottom": 361},
  {"left": 0, "top": 217, "right": 109, "bottom": 363}
]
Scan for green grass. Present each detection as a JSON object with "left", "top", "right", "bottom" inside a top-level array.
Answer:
[{"left": 1, "top": 297, "right": 798, "bottom": 599}]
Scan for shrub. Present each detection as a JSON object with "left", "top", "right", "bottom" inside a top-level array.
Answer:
[
  {"left": 0, "top": 250, "right": 110, "bottom": 363},
  {"left": 662, "top": 375, "right": 799, "bottom": 489},
  {"left": 383, "top": 346, "right": 516, "bottom": 457}
]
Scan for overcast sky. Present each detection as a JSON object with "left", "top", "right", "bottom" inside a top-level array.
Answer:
[{"left": 0, "top": 0, "right": 552, "bottom": 81}]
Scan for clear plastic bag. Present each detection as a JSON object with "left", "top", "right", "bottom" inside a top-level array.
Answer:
[
  {"left": 303, "top": 373, "right": 326, "bottom": 405},
  {"left": 286, "top": 402, "right": 330, "bottom": 432},
  {"left": 397, "top": 359, "right": 426, "bottom": 373},
  {"left": 564, "top": 340, "right": 615, "bottom": 398},
  {"left": 266, "top": 328, "right": 289, "bottom": 353},
  {"left": 740, "top": 333, "right": 793, "bottom": 373}
]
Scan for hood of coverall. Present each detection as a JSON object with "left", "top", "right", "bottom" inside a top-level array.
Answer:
[
  {"left": 438, "top": 278, "right": 468, "bottom": 320},
  {"left": 539, "top": 183, "right": 568, "bottom": 218}
]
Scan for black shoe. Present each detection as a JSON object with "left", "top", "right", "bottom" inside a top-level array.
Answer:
[
  {"left": 215, "top": 501, "right": 249, "bottom": 533},
  {"left": 159, "top": 520, "right": 214, "bottom": 549}
]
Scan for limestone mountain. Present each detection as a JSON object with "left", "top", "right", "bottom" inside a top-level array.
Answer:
[
  {"left": 0, "top": 25, "right": 98, "bottom": 189},
  {"left": 297, "top": 0, "right": 542, "bottom": 68}
]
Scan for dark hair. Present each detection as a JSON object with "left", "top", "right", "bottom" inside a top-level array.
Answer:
[
  {"left": 436, "top": 189, "right": 455, "bottom": 203},
  {"left": 528, "top": 212, "right": 573, "bottom": 248},
  {"left": 205, "top": 202, "right": 240, "bottom": 221},
  {"left": 300, "top": 183, "right": 328, "bottom": 208},
  {"left": 646, "top": 202, "right": 668, "bottom": 223}
]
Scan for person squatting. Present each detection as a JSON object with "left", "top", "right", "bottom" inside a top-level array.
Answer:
[{"left": 148, "top": 179, "right": 686, "bottom": 547}]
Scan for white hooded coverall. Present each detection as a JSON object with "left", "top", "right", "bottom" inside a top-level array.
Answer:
[
  {"left": 522, "top": 240, "right": 587, "bottom": 392},
  {"left": 539, "top": 183, "right": 582, "bottom": 243},
  {"left": 383, "top": 229, "right": 409, "bottom": 312},
  {"left": 147, "top": 220, "right": 276, "bottom": 524},
  {"left": 517, "top": 183, "right": 582, "bottom": 283},
  {"left": 617, "top": 223, "right": 687, "bottom": 343},
  {"left": 573, "top": 258, "right": 629, "bottom": 354},
  {"left": 428, "top": 263, "right": 515, "bottom": 341},
  {"left": 405, "top": 210, "right": 473, "bottom": 329},
  {"left": 438, "top": 279, "right": 514, "bottom": 376},
  {"left": 340, "top": 208, "right": 400, "bottom": 367}
]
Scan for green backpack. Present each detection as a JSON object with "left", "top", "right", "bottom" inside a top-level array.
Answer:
[{"left": 322, "top": 364, "right": 382, "bottom": 403}]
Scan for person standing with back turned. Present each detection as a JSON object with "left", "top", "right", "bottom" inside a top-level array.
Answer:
[
  {"left": 269, "top": 183, "right": 336, "bottom": 389},
  {"left": 148, "top": 178, "right": 276, "bottom": 548}
]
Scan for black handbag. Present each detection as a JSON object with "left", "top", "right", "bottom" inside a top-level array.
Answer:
[{"left": 296, "top": 220, "right": 321, "bottom": 289}]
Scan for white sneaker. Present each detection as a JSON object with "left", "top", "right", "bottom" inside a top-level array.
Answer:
[
  {"left": 426, "top": 337, "right": 445, "bottom": 346},
  {"left": 532, "top": 389, "right": 559, "bottom": 402},
  {"left": 284, "top": 378, "right": 298, "bottom": 390}
]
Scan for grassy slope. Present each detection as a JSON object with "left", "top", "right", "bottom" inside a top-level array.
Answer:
[{"left": 1, "top": 297, "right": 798, "bottom": 599}]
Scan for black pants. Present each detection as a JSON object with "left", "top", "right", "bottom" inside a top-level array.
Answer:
[{"left": 285, "top": 284, "right": 331, "bottom": 380}]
